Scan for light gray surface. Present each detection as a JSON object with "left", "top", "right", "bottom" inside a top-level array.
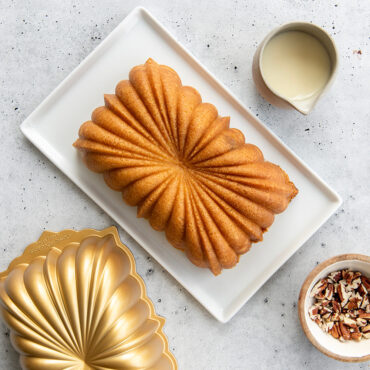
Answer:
[{"left": 0, "top": 0, "right": 369, "bottom": 369}]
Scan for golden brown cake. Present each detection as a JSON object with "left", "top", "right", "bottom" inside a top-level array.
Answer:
[{"left": 74, "top": 58, "right": 298, "bottom": 275}]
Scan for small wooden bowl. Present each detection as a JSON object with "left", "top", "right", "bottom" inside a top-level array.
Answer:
[{"left": 298, "top": 254, "right": 370, "bottom": 362}]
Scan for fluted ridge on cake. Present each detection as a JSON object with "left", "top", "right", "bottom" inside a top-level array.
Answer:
[{"left": 74, "top": 58, "right": 298, "bottom": 275}]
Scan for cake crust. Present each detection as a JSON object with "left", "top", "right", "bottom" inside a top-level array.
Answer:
[{"left": 74, "top": 58, "right": 298, "bottom": 275}]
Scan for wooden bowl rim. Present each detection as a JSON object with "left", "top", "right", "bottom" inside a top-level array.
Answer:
[{"left": 298, "top": 253, "right": 370, "bottom": 363}]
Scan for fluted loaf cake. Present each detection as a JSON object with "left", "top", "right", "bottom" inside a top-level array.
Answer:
[{"left": 74, "top": 58, "right": 298, "bottom": 275}]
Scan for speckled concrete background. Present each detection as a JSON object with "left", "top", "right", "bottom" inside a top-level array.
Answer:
[{"left": 0, "top": 0, "right": 369, "bottom": 369}]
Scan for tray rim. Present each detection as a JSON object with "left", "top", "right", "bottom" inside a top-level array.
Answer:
[
  {"left": 20, "top": 6, "right": 342, "bottom": 322},
  {"left": 0, "top": 226, "right": 178, "bottom": 369}
]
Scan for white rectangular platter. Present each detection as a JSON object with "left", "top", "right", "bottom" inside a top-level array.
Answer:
[{"left": 21, "top": 7, "right": 342, "bottom": 322}]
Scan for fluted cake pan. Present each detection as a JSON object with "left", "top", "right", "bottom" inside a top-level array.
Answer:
[{"left": 0, "top": 226, "right": 177, "bottom": 370}]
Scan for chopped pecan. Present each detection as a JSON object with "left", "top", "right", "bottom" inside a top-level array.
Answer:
[
  {"left": 362, "top": 276, "right": 370, "bottom": 290},
  {"left": 344, "top": 270, "right": 354, "bottom": 284},
  {"left": 343, "top": 316, "right": 357, "bottom": 328},
  {"left": 348, "top": 277, "right": 361, "bottom": 290},
  {"left": 338, "top": 283, "right": 351, "bottom": 307},
  {"left": 348, "top": 295, "right": 362, "bottom": 310},
  {"left": 351, "top": 331, "right": 362, "bottom": 341},
  {"left": 310, "top": 279, "right": 328, "bottom": 298},
  {"left": 320, "top": 306, "right": 332, "bottom": 315},
  {"left": 339, "top": 322, "right": 351, "bottom": 341},
  {"left": 356, "top": 317, "right": 367, "bottom": 327},
  {"left": 329, "top": 323, "right": 340, "bottom": 339},
  {"left": 331, "top": 312, "right": 340, "bottom": 321},
  {"left": 321, "top": 300, "right": 330, "bottom": 307},
  {"left": 358, "top": 312, "right": 370, "bottom": 319},
  {"left": 358, "top": 283, "right": 368, "bottom": 296},
  {"left": 325, "top": 284, "right": 334, "bottom": 300},
  {"left": 309, "top": 306, "right": 319, "bottom": 318},
  {"left": 345, "top": 271, "right": 362, "bottom": 285},
  {"left": 362, "top": 324, "right": 370, "bottom": 339},
  {"left": 360, "top": 295, "right": 369, "bottom": 310},
  {"left": 328, "top": 270, "right": 342, "bottom": 282},
  {"left": 332, "top": 300, "right": 341, "bottom": 313}
]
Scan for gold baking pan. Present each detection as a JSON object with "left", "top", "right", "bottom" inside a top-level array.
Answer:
[{"left": 0, "top": 226, "right": 177, "bottom": 370}]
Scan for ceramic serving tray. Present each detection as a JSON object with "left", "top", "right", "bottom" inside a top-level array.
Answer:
[{"left": 20, "top": 7, "right": 341, "bottom": 322}]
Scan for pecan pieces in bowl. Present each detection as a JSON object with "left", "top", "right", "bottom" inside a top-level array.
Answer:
[{"left": 309, "top": 269, "right": 370, "bottom": 342}]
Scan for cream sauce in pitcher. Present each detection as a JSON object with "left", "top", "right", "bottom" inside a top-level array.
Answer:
[{"left": 261, "top": 30, "right": 332, "bottom": 114}]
